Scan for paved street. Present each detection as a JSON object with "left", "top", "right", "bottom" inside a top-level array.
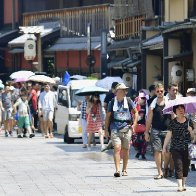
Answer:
[{"left": 0, "top": 132, "right": 195, "bottom": 196}]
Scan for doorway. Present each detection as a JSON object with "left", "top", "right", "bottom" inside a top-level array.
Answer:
[{"left": 43, "top": 56, "right": 55, "bottom": 77}]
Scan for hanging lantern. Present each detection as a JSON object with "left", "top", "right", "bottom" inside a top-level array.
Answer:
[{"left": 24, "top": 37, "right": 36, "bottom": 61}]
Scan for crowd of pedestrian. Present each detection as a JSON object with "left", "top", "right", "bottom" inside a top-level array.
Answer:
[
  {"left": 78, "top": 80, "right": 195, "bottom": 192},
  {"left": 0, "top": 79, "right": 57, "bottom": 139},
  {"left": 1, "top": 76, "right": 196, "bottom": 192}
]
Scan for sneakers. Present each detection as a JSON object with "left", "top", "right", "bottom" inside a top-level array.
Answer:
[
  {"left": 5, "top": 131, "right": 9, "bottom": 137},
  {"left": 23, "top": 134, "right": 27, "bottom": 138},
  {"left": 135, "top": 153, "right": 140, "bottom": 159},
  {"left": 114, "top": 171, "right": 120, "bottom": 177},
  {"left": 29, "top": 134, "right": 35, "bottom": 138},
  {"left": 9, "top": 131, "right": 13, "bottom": 136},
  {"left": 142, "top": 155, "right": 146, "bottom": 160},
  {"left": 17, "top": 135, "right": 23, "bottom": 138},
  {"left": 82, "top": 144, "right": 87, "bottom": 148}
]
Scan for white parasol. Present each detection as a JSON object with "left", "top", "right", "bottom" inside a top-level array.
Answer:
[
  {"left": 28, "top": 75, "right": 56, "bottom": 84},
  {"left": 10, "top": 70, "right": 35, "bottom": 80}
]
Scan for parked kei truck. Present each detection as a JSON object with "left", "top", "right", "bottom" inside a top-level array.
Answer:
[{"left": 55, "top": 79, "right": 99, "bottom": 143}]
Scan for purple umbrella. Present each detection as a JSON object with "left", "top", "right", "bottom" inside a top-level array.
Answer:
[{"left": 163, "top": 96, "right": 196, "bottom": 114}]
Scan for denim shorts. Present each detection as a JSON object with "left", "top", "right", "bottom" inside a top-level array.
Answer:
[
  {"left": 111, "top": 128, "right": 132, "bottom": 149},
  {"left": 150, "top": 128, "right": 170, "bottom": 151}
]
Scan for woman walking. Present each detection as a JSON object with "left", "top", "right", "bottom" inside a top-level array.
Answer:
[
  {"left": 163, "top": 104, "right": 195, "bottom": 192},
  {"left": 86, "top": 94, "right": 104, "bottom": 151}
]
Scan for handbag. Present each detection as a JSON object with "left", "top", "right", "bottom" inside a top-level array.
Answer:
[{"left": 135, "top": 124, "right": 146, "bottom": 133}]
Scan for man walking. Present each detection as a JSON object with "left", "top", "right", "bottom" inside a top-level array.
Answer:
[
  {"left": 105, "top": 83, "right": 138, "bottom": 177},
  {"left": 102, "top": 82, "right": 118, "bottom": 151},
  {"left": 38, "top": 83, "right": 57, "bottom": 138},
  {"left": 144, "top": 83, "right": 171, "bottom": 179}
]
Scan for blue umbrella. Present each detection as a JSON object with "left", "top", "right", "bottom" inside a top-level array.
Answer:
[{"left": 75, "top": 86, "right": 108, "bottom": 96}]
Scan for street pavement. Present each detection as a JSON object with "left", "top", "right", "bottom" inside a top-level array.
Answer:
[{"left": 0, "top": 132, "right": 195, "bottom": 196}]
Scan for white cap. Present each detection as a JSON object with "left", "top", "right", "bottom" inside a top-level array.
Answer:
[
  {"left": 187, "top": 88, "right": 196, "bottom": 93},
  {"left": 115, "top": 83, "right": 129, "bottom": 90}
]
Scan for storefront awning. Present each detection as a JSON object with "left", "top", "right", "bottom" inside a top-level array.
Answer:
[
  {"left": 45, "top": 37, "right": 101, "bottom": 51},
  {"left": 142, "top": 34, "right": 163, "bottom": 50},
  {"left": 164, "top": 51, "right": 193, "bottom": 62},
  {"left": 0, "top": 30, "right": 18, "bottom": 46},
  {"left": 107, "top": 39, "right": 140, "bottom": 51},
  {"left": 107, "top": 58, "right": 141, "bottom": 69},
  {"left": 163, "top": 22, "right": 196, "bottom": 34},
  {"left": 8, "top": 27, "right": 60, "bottom": 48}
]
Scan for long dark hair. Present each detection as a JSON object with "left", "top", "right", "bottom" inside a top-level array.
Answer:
[{"left": 90, "top": 94, "right": 101, "bottom": 105}]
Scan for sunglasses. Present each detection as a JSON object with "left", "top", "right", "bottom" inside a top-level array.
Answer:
[{"left": 156, "top": 90, "right": 164, "bottom": 93}]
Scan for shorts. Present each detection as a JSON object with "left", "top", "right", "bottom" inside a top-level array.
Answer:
[
  {"left": 42, "top": 110, "right": 54, "bottom": 121},
  {"left": 150, "top": 128, "right": 170, "bottom": 152},
  {"left": 111, "top": 128, "right": 132, "bottom": 149},
  {"left": 2, "top": 108, "right": 13, "bottom": 121},
  {"left": 18, "top": 116, "right": 31, "bottom": 129}
]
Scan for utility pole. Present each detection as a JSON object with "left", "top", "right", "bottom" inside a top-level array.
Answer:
[
  {"left": 12, "top": 0, "right": 16, "bottom": 29},
  {"left": 86, "top": 23, "right": 96, "bottom": 76},
  {"left": 100, "top": 29, "right": 108, "bottom": 79}
]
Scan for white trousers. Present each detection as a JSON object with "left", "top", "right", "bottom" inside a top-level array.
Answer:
[{"left": 81, "top": 118, "right": 88, "bottom": 145}]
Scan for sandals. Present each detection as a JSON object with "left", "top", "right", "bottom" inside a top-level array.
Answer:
[
  {"left": 114, "top": 171, "right": 120, "bottom": 177},
  {"left": 154, "top": 174, "right": 163, "bottom": 180},
  {"left": 122, "top": 170, "right": 128, "bottom": 176}
]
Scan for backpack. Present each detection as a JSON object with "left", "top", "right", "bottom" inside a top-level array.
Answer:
[{"left": 110, "top": 97, "right": 134, "bottom": 125}]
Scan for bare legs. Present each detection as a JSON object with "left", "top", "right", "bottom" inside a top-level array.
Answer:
[
  {"left": 114, "top": 145, "right": 129, "bottom": 173},
  {"left": 154, "top": 151, "right": 170, "bottom": 177}
]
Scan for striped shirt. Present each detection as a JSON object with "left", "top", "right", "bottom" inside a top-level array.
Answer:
[
  {"left": 81, "top": 100, "right": 87, "bottom": 120},
  {"left": 168, "top": 118, "right": 194, "bottom": 150}
]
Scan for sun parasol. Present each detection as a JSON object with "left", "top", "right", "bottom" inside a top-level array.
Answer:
[
  {"left": 95, "top": 76, "right": 124, "bottom": 90},
  {"left": 75, "top": 86, "right": 108, "bottom": 96},
  {"left": 10, "top": 70, "right": 35, "bottom": 80},
  {"left": 28, "top": 75, "right": 56, "bottom": 84},
  {"left": 163, "top": 96, "right": 196, "bottom": 114},
  {"left": 14, "top": 78, "right": 28, "bottom": 83}
]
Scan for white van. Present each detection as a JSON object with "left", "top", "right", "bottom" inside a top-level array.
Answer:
[{"left": 55, "top": 79, "right": 99, "bottom": 143}]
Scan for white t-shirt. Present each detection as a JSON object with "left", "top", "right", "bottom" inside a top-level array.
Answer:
[{"left": 38, "top": 91, "right": 56, "bottom": 112}]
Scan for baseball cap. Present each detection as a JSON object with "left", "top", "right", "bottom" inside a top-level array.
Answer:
[
  {"left": 139, "top": 92, "right": 146, "bottom": 98},
  {"left": 187, "top": 88, "right": 196, "bottom": 93},
  {"left": 115, "top": 83, "right": 129, "bottom": 90}
]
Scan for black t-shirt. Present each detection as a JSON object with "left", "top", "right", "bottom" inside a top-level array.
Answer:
[
  {"left": 147, "top": 95, "right": 156, "bottom": 106},
  {"left": 104, "top": 91, "right": 115, "bottom": 105},
  {"left": 152, "top": 104, "right": 171, "bottom": 131},
  {"left": 168, "top": 118, "right": 193, "bottom": 150}
]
